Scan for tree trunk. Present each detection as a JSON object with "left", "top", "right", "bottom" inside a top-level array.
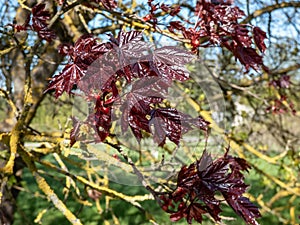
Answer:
[{"left": 0, "top": 1, "right": 93, "bottom": 223}]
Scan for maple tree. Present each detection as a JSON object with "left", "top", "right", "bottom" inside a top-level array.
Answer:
[
  {"left": 41, "top": 0, "right": 265, "bottom": 223},
  {"left": 1, "top": 0, "right": 300, "bottom": 225}
]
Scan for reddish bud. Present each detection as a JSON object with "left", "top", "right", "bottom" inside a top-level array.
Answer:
[{"left": 143, "top": 14, "right": 151, "bottom": 22}]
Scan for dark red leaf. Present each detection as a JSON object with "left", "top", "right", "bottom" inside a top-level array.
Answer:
[
  {"left": 160, "top": 195, "right": 175, "bottom": 212},
  {"left": 11, "top": 14, "right": 31, "bottom": 32},
  {"left": 72, "top": 35, "right": 111, "bottom": 69},
  {"left": 120, "top": 77, "right": 168, "bottom": 141},
  {"left": 37, "top": 28, "right": 56, "bottom": 42},
  {"left": 224, "top": 196, "right": 261, "bottom": 225},
  {"left": 145, "top": 0, "right": 159, "bottom": 28},
  {"left": 85, "top": 95, "right": 112, "bottom": 142},
  {"left": 112, "top": 30, "right": 143, "bottom": 47},
  {"left": 58, "top": 43, "right": 73, "bottom": 56},
  {"left": 152, "top": 46, "right": 195, "bottom": 81},
  {"left": 78, "top": 54, "right": 119, "bottom": 94},
  {"left": 160, "top": 3, "right": 170, "bottom": 12},
  {"left": 233, "top": 25, "right": 252, "bottom": 48},
  {"left": 12, "top": 3, "right": 56, "bottom": 41},
  {"left": 32, "top": 4, "right": 50, "bottom": 23},
  {"left": 177, "top": 164, "right": 198, "bottom": 189},
  {"left": 153, "top": 46, "right": 195, "bottom": 66},
  {"left": 192, "top": 0, "right": 267, "bottom": 72},
  {"left": 153, "top": 61, "right": 191, "bottom": 82},
  {"left": 122, "top": 106, "right": 151, "bottom": 142},
  {"left": 186, "top": 203, "right": 206, "bottom": 224},
  {"left": 149, "top": 108, "right": 185, "bottom": 146},
  {"left": 253, "top": 27, "right": 267, "bottom": 53},
  {"left": 162, "top": 148, "right": 261, "bottom": 225},
  {"left": 169, "top": 21, "right": 184, "bottom": 31},
  {"left": 170, "top": 5, "right": 181, "bottom": 16},
  {"left": 233, "top": 45, "right": 264, "bottom": 71},
  {"left": 45, "top": 64, "right": 85, "bottom": 98},
  {"left": 149, "top": 108, "right": 207, "bottom": 146},
  {"left": 68, "top": 36, "right": 114, "bottom": 94},
  {"left": 31, "top": 3, "right": 56, "bottom": 41},
  {"left": 123, "top": 77, "right": 167, "bottom": 115},
  {"left": 130, "top": 61, "right": 157, "bottom": 79}
]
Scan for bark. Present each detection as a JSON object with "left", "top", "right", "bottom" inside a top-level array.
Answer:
[{"left": 0, "top": 1, "right": 95, "bottom": 223}]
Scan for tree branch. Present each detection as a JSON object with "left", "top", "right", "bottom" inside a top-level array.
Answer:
[{"left": 242, "top": 1, "right": 300, "bottom": 24}]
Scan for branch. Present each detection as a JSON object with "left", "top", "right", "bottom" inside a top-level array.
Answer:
[
  {"left": 37, "top": 158, "right": 152, "bottom": 209},
  {"left": 0, "top": 88, "right": 18, "bottom": 117},
  {"left": 19, "top": 149, "right": 83, "bottom": 225},
  {"left": 85, "top": 5, "right": 189, "bottom": 43},
  {"left": 242, "top": 1, "right": 300, "bottom": 24},
  {"left": 104, "top": 141, "right": 163, "bottom": 205},
  {"left": 270, "top": 63, "right": 300, "bottom": 75},
  {"left": 48, "top": 0, "right": 85, "bottom": 29}
]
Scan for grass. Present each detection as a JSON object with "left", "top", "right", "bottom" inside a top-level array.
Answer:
[{"left": 13, "top": 151, "right": 300, "bottom": 225}]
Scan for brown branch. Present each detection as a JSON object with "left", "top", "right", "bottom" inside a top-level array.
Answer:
[
  {"left": 242, "top": 1, "right": 300, "bottom": 24},
  {"left": 270, "top": 63, "right": 300, "bottom": 75},
  {"left": 48, "top": 0, "right": 85, "bottom": 29}
]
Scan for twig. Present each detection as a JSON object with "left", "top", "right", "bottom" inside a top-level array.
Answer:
[{"left": 104, "top": 140, "right": 163, "bottom": 205}]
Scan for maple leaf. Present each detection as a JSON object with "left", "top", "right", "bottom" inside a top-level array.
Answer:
[
  {"left": 149, "top": 108, "right": 208, "bottom": 146},
  {"left": 253, "top": 27, "right": 267, "bottom": 53},
  {"left": 11, "top": 15, "right": 31, "bottom": 32},
  {"left": 72, "top": 35, "right": 112, "bottom": 69},
  {"left": 109, "top": 30, "right": 152, "bottom": 68},
  {"left": 130, "top": 61, "right": 158, "bottom": 79},
  {"left": 111, "top": 30, "right": 143, "bottom": 47},
  {"left": 153, "top": 46, "right": 195, "bottom": 66},
  {"left": 31, "top": 3, "right": 56, "bottom": 42},
  {"left": 78, "top": 54, "right": 119, "bottom": 93},
  {"left": 168, "top": 21, "right": 184, "bottom": 32},
  {"left": 57, "top": 36, "right": 113, "bottom": 95},
  {"left": 120, "top": 77, "right": 168, "bottom": 140},
  {"left": 186, "top": 203, "right": 206, "bottom": 224},
  {"left": 121, "top": 105, "right": 151, "bottom": 142},
  {"left": 232, "top": 25, "right": 252, "bottom": 48},
  {"left": 78, "top": 31, "right": 151, "bottom": 94},
  {"left": 149, "top": 108, "right": 186, "bottom": 146},
  {"left": 233, "top": 45, "right": 264, "bottom": 71},
  {"left": 224, "top": 196, "right": 261, "bottom": 225},
  {"left": 192, "top": 0, "right": 266, "bottom": 71},
  {"left": 152, "top": 46, "right": 195, "bottom": 81},
  {"left": 45, "top": 64, "right": 84, "bottom": 98},
  {"left": 37, "top": 27, "right": 56, "bottom": 42},
  {"left": 161, "top": 149, "right": 261, "bottom": 225},
  {"left": 58, "top": 43, "right": 73, "bottom": 56},
  {"left": 85, "top": 95, "right": 113, "bottom": 142},
  {"left": 32, "top": 3, "right": 51, "bottom": 30},
  {"left": 10, "top": 3, "right": 56, "bottom": 42}
]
